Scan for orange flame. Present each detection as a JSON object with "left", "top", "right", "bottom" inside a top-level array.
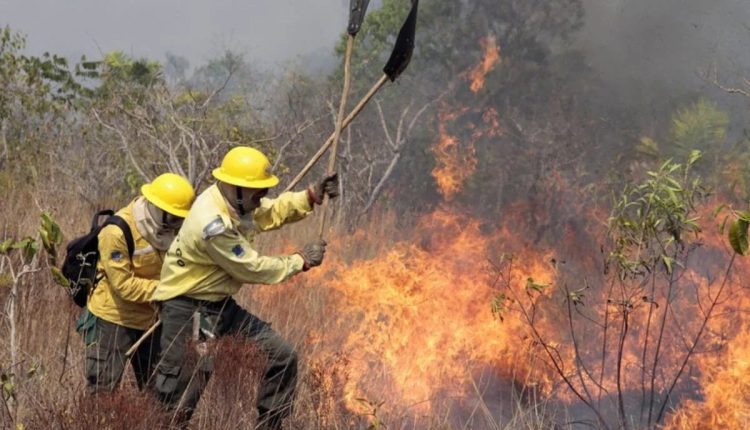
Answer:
[
  {"left": 256, "top": 38, "right": 750, "bottom": 427},
  {"left": 321, "top": 208, "right": 557, "bottom": 413},
  {"left": 468, "top": 35, "right": 501, "bottom": 93},
  {"left": 430, "top": 108, "right": 478, "bottom": 200},
  {"left": 664, "top": 328, "right": 750, "bottom": 429}
]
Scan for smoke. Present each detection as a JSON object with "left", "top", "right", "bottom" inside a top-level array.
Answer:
[
  {"left": 0, "top": 0, "right": 348, "bottom": 69},
  {"left": 576, "top": 0, "right": 750, "bottom": 110}
]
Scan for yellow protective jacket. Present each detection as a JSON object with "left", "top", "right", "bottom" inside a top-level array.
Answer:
[
  {"left": 87, "top": 199, "right": 162, "bottom": 330},
  {"left": 152, "top": 184, "right": 312, "bottom": 302}
]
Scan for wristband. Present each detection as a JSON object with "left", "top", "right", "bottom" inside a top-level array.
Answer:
[
  {"left": 307, "top": 186, "right": 322, "bottom": 206},
  {"left": 298, "top": 252, "right": 311, "bottom": 271}
]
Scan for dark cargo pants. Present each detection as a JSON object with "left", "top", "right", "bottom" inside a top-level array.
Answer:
[
  {"left": 78, "top": 310, "right": 160, "bottom": 392},
  {"left": 153, "top": 296, "right": 298, "bottom": 430}
]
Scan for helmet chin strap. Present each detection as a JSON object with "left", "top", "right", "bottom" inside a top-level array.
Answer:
[{"left": 235, "top": 186, "right": 246, "bottom": 216}]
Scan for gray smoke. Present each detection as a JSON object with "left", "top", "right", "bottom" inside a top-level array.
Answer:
[{"left": 576, "top": 0, "right": 750, "bottom": 108}]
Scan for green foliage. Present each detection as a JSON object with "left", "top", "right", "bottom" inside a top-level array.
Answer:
[
  {"left": 0, "top": 238, "right": 13, "bottom": 254},
  {"left": 567, "top": 286, "right": 587, "bottom": 307},
  {"left": 632, "top": 100, "right": 729, "bottom": 168},
  {"left": 124, "top": 169, "right": 147, "bottom": 196},
  {"left": 0, "top": 26, "right": 83, "bottom": 119},
  {"left": 525, "top": 277, "right": 549, "bottom": 293},
  {"left": 635, "top": 136, "right": 660, "bottom": 158},
  {"left": 608, "top": 154, "right": 705, "bottom": 278},
  {"left": 670, "top": 98, "right": 729, "bottom": 150},
  {"left": 335, "top": 0, "right": 411, "bottom": 78},
  {"left": 39, "top": 212, "right": 64, "bottom": 281},
  {"left": 716, "top": 207, "right": 750, "bottom": 256},
  {"left": 39, "top": 212, "right": 62, "bottom": 256},
  {"left": 491, "top": 292, "right": 510, "bottom": 321},
  {"left": 715, "top": 129, "right": 750, "bottom": 200},
  {"left": 101, "top": 50, "right": 162, "bottom": 87},
  {"left": 0, "top": 236, "right": 39, "bottom": 262},
  {"left": 335, "top": 0, "right": 583, "bottom": 92},
  {"left": 728, "top": 218, "right": 749, "bottom": 255},
  {"left": 1, "top": 371, "right": 15, "bottom": 402},
  {"left": 73, "top": 50, "right": 163, "bottom": 105},
  {"left": 11, "top": 237, "right": 39, "bottom": 262},
  {"left": 0, "top": 26, "right": 89, "bottom": 185}
]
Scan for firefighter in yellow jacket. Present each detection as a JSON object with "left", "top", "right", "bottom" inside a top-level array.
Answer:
[
  {"left": 79, "top": 173, "right": 195, "bottom": 392},
  {"left": 151, "top": 146, "right": 337, "bottom": 429}
]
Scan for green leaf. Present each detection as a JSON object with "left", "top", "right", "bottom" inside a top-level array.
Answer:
[
  {"left": 2, "top": 377, "right": 14, "bottom": 401},
  {"left": 720, "top": 215, "right": 729, "bottom": 235},
  {"left": 662, "top": 255, "right": 674, "bottom": 274},
  {"left": 736, "top": 210, "right": 750, "bottom": 223},
  {"left": 728, "top": 218, "right": 750, "bottom": 255},
  {"left": 0, "top": 238, "right": 12, "bottom": 254},
  {"left": 525, "top": 277, "right": 549, "bottom": 293},
  {"left": 11, "top": 237, "right": 31, "bottom": 250},
  {"left": 568, "top": 288, "right": 586, "bottom": 307},
  {"left": 491, "top": 293, "right": 509, "bottom": 321},
  {"left": 9, "top": 236, "right": 39, "bottom": 260},
  {"left": 688, "top": 149, "right": 702, "bottom": 165},
  {"left": 40, "top": 212, "right": 62, "bottom": 242},
  {"left": 636, "top": 136, "right": 660, "bottom": 157},
  {"left": 50, "top": 267, "right": 69, "bottom": 287}
]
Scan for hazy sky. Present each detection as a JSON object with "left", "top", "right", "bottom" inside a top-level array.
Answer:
[
  {"left": 1, "top": 0, "right": 349, "bottom": 68},
  {"left": 3, "top": 0, "right": 749, "bottom": 94},
  {"left": 579, "top": 0, "right": 750, "bottom": 89}
]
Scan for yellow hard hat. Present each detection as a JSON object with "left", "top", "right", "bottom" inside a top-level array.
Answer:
[
  {"left": 212, "top": 146, "right": 279, "bottom": 189},
  {"left": 141, "top": 173, "right": 196, "bottom": 218}
]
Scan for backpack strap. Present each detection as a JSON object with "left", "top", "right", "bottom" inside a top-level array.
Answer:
[
  {"left": 103, "top": 215, "right": 135, "bottom": 258},
  {"left": 90, "top": 209, "right": 115, "bottom": 232}
]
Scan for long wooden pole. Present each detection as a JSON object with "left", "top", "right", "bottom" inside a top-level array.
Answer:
[
  {"left": 317, "top": 36, "right": 355, "bottom": 237},
  {"left": 283, "top": 73, "right": 389, "bottom": 193}
]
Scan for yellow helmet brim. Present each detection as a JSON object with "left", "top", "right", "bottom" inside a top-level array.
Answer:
[
  {"left": 211, "top": 168, "right": 280, "bottom": 189},
  {"left": 141, "top": 183, "right": 191, "bottom": 218}
]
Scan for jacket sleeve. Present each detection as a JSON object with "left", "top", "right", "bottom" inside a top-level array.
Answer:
[
  {"left": 253, "top": 190, "right": 313, "bottom": 232},
  {"left": 204, "top": 228, "right": 305, "bottom": 285},
  {"left": 97, "top": 225, "right": 158, "bottom": 303}
]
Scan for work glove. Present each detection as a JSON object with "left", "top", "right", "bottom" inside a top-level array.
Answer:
[
  {"left": 299, "top": 239, "right": 327, "bottom": 270},
  {"left": 307, "top": 173, "right": 339, "bottom": 205}
]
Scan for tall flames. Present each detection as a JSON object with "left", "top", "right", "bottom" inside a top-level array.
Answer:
[
  {"left": 313, "top": 36, "right": 555, "bottom": 417},
  {"left": 302, "top": 35, "right": 561, "bottom": 419},
  {"left": 319, "top": 210, "right": 557, "bottom": 414},
  {"left": 468, "top": 35, "right": 501, "bottom": 93},
  {"left": 432, "top": 42, "right": 502, "bottom": 200},
  {"left": 258, "top": 35, "right": 750, "bottom": 427}
]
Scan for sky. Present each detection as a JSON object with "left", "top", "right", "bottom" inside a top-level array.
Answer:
[
  {"left": 0, "top": 0, "right": 349, "bottom": 69},
  {"left": 2, "top": 0, "right": 750, "bottom": 97}
]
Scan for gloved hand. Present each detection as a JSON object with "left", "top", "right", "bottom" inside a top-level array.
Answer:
[
  {"left": 307, "top": 173, "right": 339, "bottom": 205},
  {"left": 299, "top": 239, "right": 327, "bottom": 270}
]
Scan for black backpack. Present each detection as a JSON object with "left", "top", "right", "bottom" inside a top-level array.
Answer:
[{"left": 61, "top": 210, "right": 134, "bottom": 307}]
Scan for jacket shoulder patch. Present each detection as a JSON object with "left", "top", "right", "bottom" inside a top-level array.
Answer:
[
  {"left": 202, "top": 217, "right": 227, "bottom": 240},
  {"left": 231, "top": 244, "right": 245, "bottom": 257}
]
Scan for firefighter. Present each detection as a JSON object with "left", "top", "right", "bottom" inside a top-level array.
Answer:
[
  {"left": 79, "top": 173, "right": 196, "bottom": 392},
  {"left": 151, "top": 146, "right": 337, "bottom": 429}
]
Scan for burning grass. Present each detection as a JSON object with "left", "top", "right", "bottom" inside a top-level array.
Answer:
[{"left": 4, "top": 169, "right": 750, "bottom": 429}]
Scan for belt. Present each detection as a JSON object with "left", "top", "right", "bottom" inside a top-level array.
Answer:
[{"left": 166, "top": 295, "right": 231, "bottom": 312}]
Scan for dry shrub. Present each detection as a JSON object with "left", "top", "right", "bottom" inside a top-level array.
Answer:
[
  {"left": 191, "top": 335, "right": 266, "bottom": 429},
  {"left": 21, "top": 387, "right": 170, "bottom": 430},
  {"left": 290, "top": 352, "right": 358, "bottom": 430}
]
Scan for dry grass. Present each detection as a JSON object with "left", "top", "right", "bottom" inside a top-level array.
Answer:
[{"left": 0, "top": 183, "right": 557, "bottom": 430}]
